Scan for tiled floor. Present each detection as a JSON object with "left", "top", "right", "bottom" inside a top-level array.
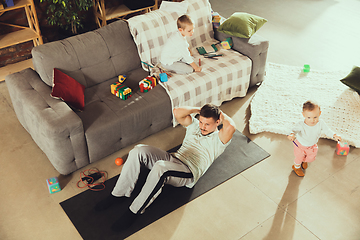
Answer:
[{"left": 1, "top": 0, "right": 360, "bottom": 239}]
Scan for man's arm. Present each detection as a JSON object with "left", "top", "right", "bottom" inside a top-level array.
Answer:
[
  {"left": 218, "top": 111, "right": 236, "bottom": 144},
  {"left": 173, "top": 107, "right": 201, "bottom": 127}
]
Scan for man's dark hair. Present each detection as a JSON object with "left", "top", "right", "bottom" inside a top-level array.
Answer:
[{"left": 200, "top": 104, "right": 220, "bottom": 121}]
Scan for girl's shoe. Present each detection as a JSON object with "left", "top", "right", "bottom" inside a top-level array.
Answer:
[
  {"left": 301, "top": 162, "right": 308, "bottom": 169},
  {"left": 292, "top": 165, "right": 305, "bottom": 177}
]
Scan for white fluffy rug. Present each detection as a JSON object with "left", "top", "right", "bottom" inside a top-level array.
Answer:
[{"left": 249, "top": 63, "right": 360, "bottom": 148}]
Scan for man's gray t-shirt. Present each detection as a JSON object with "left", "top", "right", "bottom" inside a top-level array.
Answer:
[{"left": 174, "top": 116, "right": 231, "bottom": 188}]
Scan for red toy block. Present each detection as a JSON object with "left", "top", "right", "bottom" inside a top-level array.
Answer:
[
  {"left": 139, "top": 76, "right": 157, "bottom": 93},
  {"left": 336, "top": 142, "right": 349, "bottom": 155}
]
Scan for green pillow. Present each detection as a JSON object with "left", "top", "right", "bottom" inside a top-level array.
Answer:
[
  {"left": 217, "top": 12, "right": 267, "bottom": 38},
  {"left": 340, "top": 66, "right": 360, "bottom": 94}
]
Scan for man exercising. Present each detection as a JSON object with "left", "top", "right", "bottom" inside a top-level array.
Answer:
[{"left": 95, "top": 104, "right": 236, "bottom": 231}]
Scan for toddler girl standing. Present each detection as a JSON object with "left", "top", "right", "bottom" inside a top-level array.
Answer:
[{"left": 288, "top": 100, "right": 341, "bottom": 176}]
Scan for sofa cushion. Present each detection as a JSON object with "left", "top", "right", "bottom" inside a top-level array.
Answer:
[
  {"left": 32, "top": 20, "right": 141, "bottom": 89},
  {"left": 95, "top": 20, "right": 142, "bottom": 77},
  {"left": 51, "top": 68, "right": 85, "bottom": 111},
  {"left": 77, "top": 68, "right": 172, "bottom": 162},
  {"left": 159, "top": 0, "right": 188, "bottom": 14},
  {"left": 218, "top": 12, "right": 267, "bottom": 38},
  {"left": 340, "top": 66, "right": 360, "bottom": 94}
]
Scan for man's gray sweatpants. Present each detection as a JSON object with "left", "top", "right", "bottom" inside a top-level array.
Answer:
[{"left": 112, "top": 144, "right": 194, "bottom": 214}]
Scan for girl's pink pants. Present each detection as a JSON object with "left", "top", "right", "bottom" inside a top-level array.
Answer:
[{"left": 293, "top": 139, "right": 318, "bottom": 165}]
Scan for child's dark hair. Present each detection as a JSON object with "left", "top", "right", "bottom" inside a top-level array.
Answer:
[
  {"left": 303, "top": 100, "right": 320, "bottom": 112},
  {"left": 177, "top": 15, "right": 193, "bottom": 29},
  {"left": 200, "top": 104, "right": 220, "bottom": 121}
]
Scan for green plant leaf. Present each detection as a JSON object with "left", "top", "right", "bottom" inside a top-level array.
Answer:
[{"left": 41, "top": 0, "right": 94, "bottom": 34}]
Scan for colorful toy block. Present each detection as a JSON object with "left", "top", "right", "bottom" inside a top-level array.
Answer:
[
  {"left": 111, "top": 82, "right": 132, "bottom": 100},
  {"left": 212, "top": 12, "right": 221, "bottom": 28},
  {"left": 139, "top": 76, "right": 157, "bottom": 93},
  {"left": 46, "top": 177, "right": 61, "bottom": 194},
  {"left": 303, "top": 64, "right": 310, "bottom": 73},
  {"left": 118, "top": 75, "right": 126, "bottom": 83},
  {"left": 213, "top": 15, "right": 221, "bottom": 22},
  {"left": 221, "top": 37, "right": 233, "bottom": 49},
  {"left": 212, "top": 16, "right": 221, "bottom": 28},
  {"left": 336, "top": 141, "right": 349, "bottom": 155}
]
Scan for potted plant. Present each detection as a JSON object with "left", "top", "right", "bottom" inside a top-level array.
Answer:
[{"left": 40, "top": 0, "right": 93, "bottom": 34}]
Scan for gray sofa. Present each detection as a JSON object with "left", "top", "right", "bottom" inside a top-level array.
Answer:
[{"left": 5, "top": 19, "right": 268, "bottom": 175}]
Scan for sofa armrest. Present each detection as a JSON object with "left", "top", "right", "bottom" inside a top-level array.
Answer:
[
  {"left": 5, "top": 68, "right": 89, "bottom": 175},
  {"left": 214, "top": 29, "right": 269, "bottom": 87}
]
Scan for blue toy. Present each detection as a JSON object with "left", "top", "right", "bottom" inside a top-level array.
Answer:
[
  {"left": 160, "top": 73, "right": 168, "bottom": 82},
  {"left": 46, "top": 177, "right": 61, "bottom": 194}
]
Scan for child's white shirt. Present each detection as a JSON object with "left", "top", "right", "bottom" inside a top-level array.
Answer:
[
  {"left": 160, "top": 31, "right": 193, "bottom": 65},
  {"left": 291, "top": 120, "right": 334, "bottom": 147}
]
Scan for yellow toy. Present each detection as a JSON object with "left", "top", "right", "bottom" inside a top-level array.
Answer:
[{"left": 118, "top": 75, "right": 126, "bottom": 83}]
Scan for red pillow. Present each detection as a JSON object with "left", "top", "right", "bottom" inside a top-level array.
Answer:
[{"left": 51, "top": 68, "right": 85, "bottom": 111}]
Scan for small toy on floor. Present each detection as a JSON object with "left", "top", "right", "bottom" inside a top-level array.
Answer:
[
  {"left": 115, "top": 157, "right": 124, "bottom": 166},
  {"left": 336, "top": 141, "right": 349, "bottom": 155},
  {"left": 303, "top": 64, "right": 310, "bottom": 73},
  {"left": 46, "top": 177, "right": 61, "bottom": 194}
]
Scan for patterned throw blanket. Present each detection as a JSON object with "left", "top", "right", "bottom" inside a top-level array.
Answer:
[
  {"left": 127, "top": 0, "right": 252, "bottom": 125},
  {"left": 159, "top": 48, "right": 251, "bottom": 126}
]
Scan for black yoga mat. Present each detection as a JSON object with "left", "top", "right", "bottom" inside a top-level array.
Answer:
[{"left": 60, "top": 130, "right": 270, "bottom": 240}]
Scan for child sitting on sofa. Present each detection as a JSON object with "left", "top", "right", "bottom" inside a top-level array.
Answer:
[
  {"left": 287, "top": 100, "right": 342, "bottom": 177},
  {"left": 160, "top": 14, "right": 201, "bottom": 74}
]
